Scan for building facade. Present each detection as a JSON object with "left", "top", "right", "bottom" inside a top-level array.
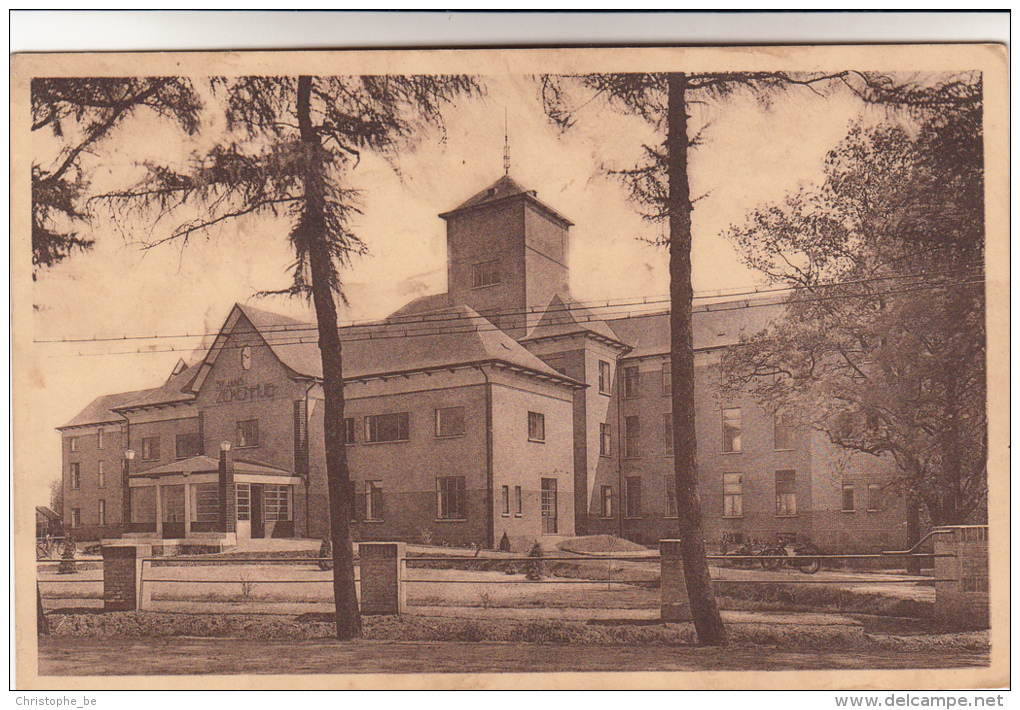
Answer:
[{"left": 59, "top": 174, "right": 906, "bottom": 552}]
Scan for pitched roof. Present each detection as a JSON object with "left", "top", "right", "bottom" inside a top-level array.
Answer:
[
  {"left": 607, "top": 297, "right": 785, "bottom": 359},
  {"left": 439, "top": 175, "right": 574, "bottom": 227},
  {"left": 136, "top": 454, "right": 294, "bottom": 477},
  {"left": 522, "top": 294, "right": 628, "bottom": 348},
  {"left": 262, "top": 303, "right": 578, "bottom": 384},
  {"left": 384, "top": 293, "right": 452, "bottom": 320},
  {"left": 114, "top": 366, "right": 197, "bottom": 410},
  {"left": 58, "top": 388, "right": 156, "bottom": 429}
]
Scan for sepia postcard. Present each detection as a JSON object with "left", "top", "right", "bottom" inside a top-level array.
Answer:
[{"left": 11, "top": 43, "right": 1009, "bottom": 690}]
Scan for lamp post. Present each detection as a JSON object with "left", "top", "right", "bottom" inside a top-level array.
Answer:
[{"left": 122, "top": 449, "right": 135, "bottom": 535}]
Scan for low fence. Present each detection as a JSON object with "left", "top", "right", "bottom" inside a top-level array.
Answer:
[{"left": 37, "top": 526, "right": 988, "bottom": 627}]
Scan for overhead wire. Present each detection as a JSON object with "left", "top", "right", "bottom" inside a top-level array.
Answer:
[
  {"left": 35, "top": 266, "right": 985, "bottom": 348},
  {"left": 41, "top": 276, "right": 986, "bottom": 359}
]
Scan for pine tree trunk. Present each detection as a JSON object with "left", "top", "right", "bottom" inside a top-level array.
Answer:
[
  {"left": 666, "top": 72, "right": 727, "bottom": 647},
  {"left": 297, "top": 75, "right": 362, "bottom": 640}
]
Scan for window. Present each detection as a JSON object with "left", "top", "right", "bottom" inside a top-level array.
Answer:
[
  {"left": 775, "top": 470, "right": 797, "bottom": 516},
  {"left": 69, "top": 437, "right": 79, "bottom": 452},
  {"left": 662, "top": 361, "right": 671, "bottom": 397},
  {"left": 842, "top": 484, "right": 855, "bottom": 513},
  {"left": 343, "top": 417, "right": 356, "bottom": 445},
  {"left": 69, "top": 463, "right": 81, "bottom": 490},
  {"left": 97, "top": 429, "right": 105, "bottom": 450},
  {"left": 472, "top": 259, "right": 501, "bottom": 288},
  {"left": 663, "top": 412, "right": 673, "bottom": 456},
  {"left": 176, "top": 432, "right": 202, "bottom": 459},
  {"left": 97, "top": 461, "right": 105, "bottom": 489},
  {"left": 437, "top": 476, "right": 466, "bottom": 519},
  {"left": 365, "top": 412, "right": 409, "bottom": 443},
  {"left": 141, "top": 436, "right": 160, "bottom": 461},
  {"left": 665, "top": 476, "right": 677, "bottom": 518},
  {"left": 722, "top": 408, "right": 742, "bottom": 453},
  {"left": 600, "top": 485, "right": 613, "bottom": 518},
  {"left": 541, "top": 478, "right": 558, "bottom": 534},
  {"left": 527, "top": 411, "right": 546, "bottom": 442},
  {"left": 625, "top": 476, "right": 642, "bottom": 518},
  {"left": 98, "top": 499, "right": 106, "bottom": 526},
  {"left": 723, "top": 473, "right": 743, "bottom": 518},
  {"left": 501, "top": 485, "right": 510, "bottom": 516},
  {"left": 365, "top": 481, "right": 383, "bottom": 521},
  {"left": 623, "top": 367, "right": 640, "bottom": 398},
  {"left": 236, "top": 484, "right": 250, "bottom": 521},
  {"left": 70, "top": 508, "right": 81, "bottom": 529},
  {"left": 514, "top": 485, "right": 523, "bottom": 516},
  {"left": 624, "top": 416, "right": 640, "bottom": 458},
  {"left": 435, "top": 406, "right": 466, "bottom": 438},
  {"left": 265, "top": 485, "right": 292, "bottom": 522},
  {"left": 237, "top": 419, "right": 260, "bottom": 448},
  {"left": 599, "top": 423, "right": 612, "bottom": 456},
  {"left": 195, "top": 483, "right": 219, "bottom": 523},
  {"left": 598, "top": 360, "right": 612, "bottom": 395},
  {"left": 774, "top": 409, "right": 795, "bottom": 450},
  {"left": 867, "top": 484, "right": 882, "bottom": 512}
]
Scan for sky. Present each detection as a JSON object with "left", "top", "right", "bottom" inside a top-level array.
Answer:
[{"left": 25, "top": 72, "right": 875, "bottom": 507}]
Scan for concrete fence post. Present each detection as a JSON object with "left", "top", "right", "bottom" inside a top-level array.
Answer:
[
  {"left": 102, "top": 542, "right": 151, "bottom": 611},
  {"left": 659, "top": 539, "right": 692, "bottom": 622},
  {"left": 933, "top": 525, "right": 989, "bottom": 628},
  {"left": 359, "top": 542, "right": 406, "bottom": 615}
]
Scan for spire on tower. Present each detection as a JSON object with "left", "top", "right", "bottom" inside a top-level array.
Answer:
[{"left": 503, "top": 108, "right": 510, "bottom": 176}]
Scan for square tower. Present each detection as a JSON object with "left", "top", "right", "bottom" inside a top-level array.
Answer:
[{"left": 440, "top": 176, "right": 573, "bottom": 338}]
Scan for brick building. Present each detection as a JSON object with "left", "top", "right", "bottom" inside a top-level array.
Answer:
[{"left": 58, "top": 174, "right": 906, "bottom": 552}]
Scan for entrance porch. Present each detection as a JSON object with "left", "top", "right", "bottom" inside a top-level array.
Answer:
[{"left": 127, "top": 454, "right": 301, "bottom": 543}]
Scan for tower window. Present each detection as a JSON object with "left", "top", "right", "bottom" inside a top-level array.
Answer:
[{"left": 472, "top": 260, "right": 501, "bottom": 288}]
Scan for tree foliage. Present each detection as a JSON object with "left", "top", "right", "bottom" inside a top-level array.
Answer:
[
  {"left": 719, "top": 78, "right": 985, "bottom": 527},
  {"left": 540, "top": 69, "right": 931, "bottom": 645},
  {"left": 92, "top": 74, "right": 480, "bottom": 639},
  {"left": 30, "top": 78, "right": 202, "bottom": 272}
]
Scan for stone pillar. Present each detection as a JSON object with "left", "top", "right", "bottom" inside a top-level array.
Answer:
[
  {"left": 359, "top": 542, "right": 406, "bottom": 615},
  {"left": 102, "top": 542, "right": 152, "bottom": 611},
  {"left": 934, "top": 525, "right": 989, "bottom": 628},
  {"left": 183, "top": 481, "right": 192, "bottom": 537},
  {"left": 154, "top": 485, "right": 163, "bottom": 538},
  {"left": 218, "top": 444, "right": 236, "bottom": 534},
  {"left": 660, "top": 539, "right": 692, "bottom": 622}
]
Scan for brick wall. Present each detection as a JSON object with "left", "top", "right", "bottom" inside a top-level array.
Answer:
[{"left": 62, "top": 424, "right": 127, "bottom": 540}]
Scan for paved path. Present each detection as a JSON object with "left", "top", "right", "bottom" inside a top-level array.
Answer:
[{"left": 37, "top": 637, "right": 988, "bottom": 677}]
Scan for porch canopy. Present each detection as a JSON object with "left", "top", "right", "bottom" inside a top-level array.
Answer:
[{"left": 128, "top": 455, "right": 300, "bottom": 539}]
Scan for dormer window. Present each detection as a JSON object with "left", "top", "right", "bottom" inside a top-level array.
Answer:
[{"left": 472, "top": 260, "right": 500, "bottom": 288}]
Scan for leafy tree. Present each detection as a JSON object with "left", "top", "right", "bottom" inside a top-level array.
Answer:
[
  {"left": 96, "top": 74, "right": 479, "bottom": 639},
  {"left": 49, "top": 478, "right": 63, "bottom": 520},
  {"left": 540, "top": 69, "right": 916, "bottom": 646},
  {"left": 719, "top": 82, "right": 985, "bottom": 534},
  {"left": 31, "top": 78, "right": 202, "bottom": 273}
]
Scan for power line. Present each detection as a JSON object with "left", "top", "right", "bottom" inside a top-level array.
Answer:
[
  {"left": 34, "top": 267, "right": 984, "bottom": 346},
  {"left": 43, "top": 278, "right": 985, "bottom": 359}
]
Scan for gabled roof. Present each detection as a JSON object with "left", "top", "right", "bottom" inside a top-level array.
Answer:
[
  {"left": 438, "top": 175, "right": 574, "bottom": 228},
  {"left": 522, "top": 293, "right": 629, "bottom": 349},
  {"left": 36, "top": 506, "right": 61, "bottom": 521},
  {"left": 58, "top": 388, "right": 155, "bottom": 429}
]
